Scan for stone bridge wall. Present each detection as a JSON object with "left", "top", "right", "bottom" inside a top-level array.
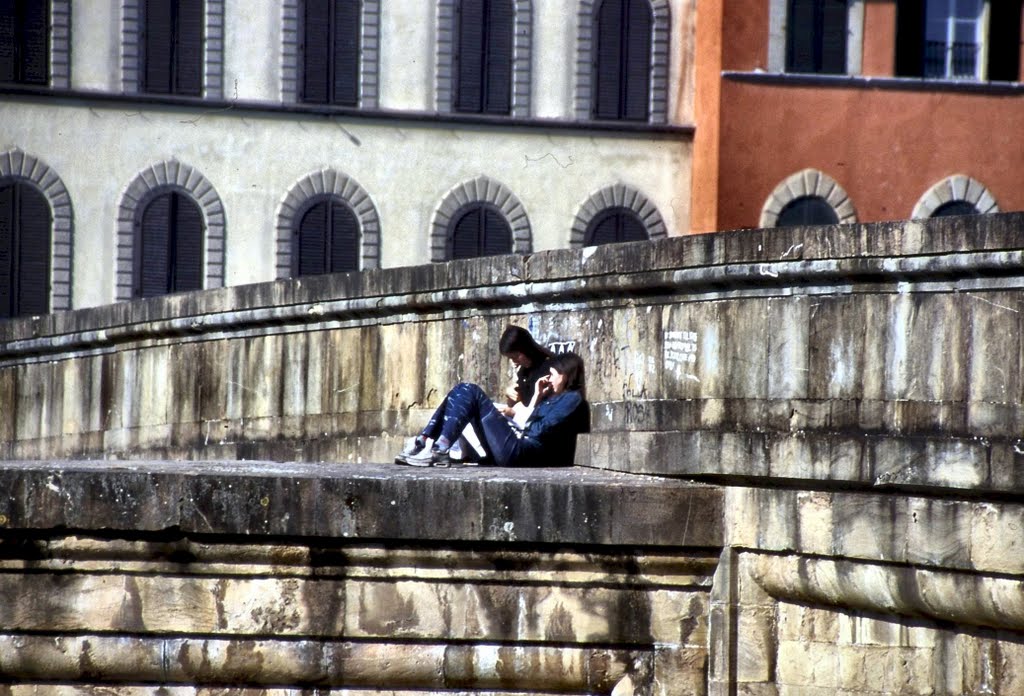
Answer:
[{"left": 2, "top": 213, "right": 1024, "bottom": 694}]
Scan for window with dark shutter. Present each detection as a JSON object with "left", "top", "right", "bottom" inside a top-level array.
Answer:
[
  {"left": 932, "top": 200, "right": 978, "bottom": 217},
  {"left": 584, "top": 207, "right": 648, "bottom": 246},
  {"left": 293, "top": 198, "right": 360, "bottom": 276},
  {"left": 454, "top": 0, "right": 513, "bottom": 115},
  {"left": 135, "top": 191, "right": 204, "bottom": 298},
  {"left": 0, "top": 181, "right": 52, "bottom": 319},
  {"left": 302, "top": 0, "right": 361, "bottom": 106},
  {"left": 0, "top": 0, "right": 50, "bottom": 85},
  {"left": 786, "top": 0, "right": 847, "bottom": 74},
  {"left": 447, "top": 204, "right": 512, "bottom": 260},
  {"left": 592, "top": 0, "right": 652, "bottom": 121},
  {"left": 776, "top": 196, "right": 840, "bottom": 227},
  {"left": 142, "top": 0, "right": 204, "bottom": 96}
]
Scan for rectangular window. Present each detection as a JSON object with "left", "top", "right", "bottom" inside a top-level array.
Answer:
[
  {"left": 785, "top": 0, "right": 848, "bottom": 74},
  {"left": 142, "top": 0, "right": 204, "bottom": 96},
  {"left": 0, "top": 0, "right": 50, "bottom": 85},
  {"left": 897, "top": 0, "right": 1021, "bottom": 80}
]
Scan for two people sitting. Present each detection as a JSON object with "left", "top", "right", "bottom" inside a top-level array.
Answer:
[{"left": 396, "top": 326, "right": 588, "bottom": 468}]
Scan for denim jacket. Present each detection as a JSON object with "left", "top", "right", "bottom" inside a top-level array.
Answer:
[{"left": 518, "top": 390, "right": 588, "bottom": 465}]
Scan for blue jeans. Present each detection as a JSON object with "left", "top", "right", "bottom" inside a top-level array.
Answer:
[{"left": 420, "top": 383, "right": 522, "bottom": 466}]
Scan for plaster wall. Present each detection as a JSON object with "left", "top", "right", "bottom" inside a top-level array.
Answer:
[
  {"left": 222, "top": 0, "right": 281, "bottom": 101},
  {"left": 716, "top": 80, "right": 1024, "bottom": 230},
  {"left": 70, "top": 0, "right": 121, "bottom": 92},
  {"left": 0, "top": 99, "right": 690, "bottom": 309}
]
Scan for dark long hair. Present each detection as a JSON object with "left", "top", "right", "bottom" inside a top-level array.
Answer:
[
  {"left": 499, "top": 325, "right": 553, "bottom": 365},
  {"left": 550, "top": 351, "right": 586, "bottom": 399}
]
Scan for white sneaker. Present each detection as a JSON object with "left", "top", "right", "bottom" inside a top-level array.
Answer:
[{"left": 395, "top": 437, "right": 431, "bottom": 465}]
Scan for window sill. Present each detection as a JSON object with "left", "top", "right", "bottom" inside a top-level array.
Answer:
[
  {"left": 0, "top": 85, "right": 695, "bottom": 137},
  {"left": 723, "top": 70, "right": 1024, "bottom": 95}
]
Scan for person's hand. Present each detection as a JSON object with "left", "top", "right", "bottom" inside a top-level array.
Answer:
[{"left": 505, "top": 383, "right": 520, "bottom": 405}]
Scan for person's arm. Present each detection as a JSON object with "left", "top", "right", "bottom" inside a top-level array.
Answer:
[{"left": 523, "top": 391, "right": 583, "bottom": 441}]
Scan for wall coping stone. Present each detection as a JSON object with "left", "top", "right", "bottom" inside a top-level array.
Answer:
[
  {"left": 2, "top": 213, "right": 1024, "bottom": 355},
  {"left": 0, "top": 460, "right": 723, "bottom": 548}
]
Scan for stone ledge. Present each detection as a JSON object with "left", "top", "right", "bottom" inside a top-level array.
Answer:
[
  {"left": 579, "top": 429, "right": 1024, "bottom": 496},
  {"left": 0, "top": 461, "right": 722, "bottom": 548}
]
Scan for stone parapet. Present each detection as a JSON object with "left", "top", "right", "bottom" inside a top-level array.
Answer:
[{"left": 3, "top": 214, "right": 1024, "bottom": 497}]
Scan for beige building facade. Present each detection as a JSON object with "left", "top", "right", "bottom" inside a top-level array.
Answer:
[{"left": 1, "top": 0, "right": 695, "bottom": 312}]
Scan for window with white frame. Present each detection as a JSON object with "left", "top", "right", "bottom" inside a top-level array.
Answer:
[{"left": 896, "top": 0, "right": 1021, "bottom": 81}]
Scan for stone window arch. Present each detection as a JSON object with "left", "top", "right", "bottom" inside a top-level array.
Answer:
[
  {"left": 436, "top": 0, "right": 533, "bottom": 117},
  {"left": 276, "top": 170, "right": 380, "bottom": 278},
  {"left": 120, "top": 0, "right": 225, "bottom": 98},
  {"left": 431, "top": 176, "right": 531, "bottom": 262},
  {"left": 116, "top": 160, "right": 225, "bottom": 300},
  {"left": 570, "top": 183, "right": 666, "bottom": 247},
  {"left": 0, "top": 148, "right": 73, "bottom": 311},
  {"left": 281, "top": 0, "right": 381, "bottom": 107},
  {"left": 760, "top": 168, "right": 857, "bottom": 228},
  {"left": 911, "top": 175, "right": 999, "bottom": 219},
  {"left": 575, "top": 0, "right": 670, "bottom": 124}
]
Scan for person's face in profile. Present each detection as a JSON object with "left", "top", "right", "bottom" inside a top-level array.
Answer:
[{"left": 506, "top": 351, "right": 531, "bottom": 368}]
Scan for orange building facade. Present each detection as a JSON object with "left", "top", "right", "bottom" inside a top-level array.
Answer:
[{"left": 692, "top": 0, "right": 1024, "bottom": 233}]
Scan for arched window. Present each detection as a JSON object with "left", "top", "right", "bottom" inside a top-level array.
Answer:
[
  {"left": 585, "top": 207, "right": 648, "bottom": 245},
  {"left": 447, "top": 204, "right": 513, "bottom": 259},
  {"left": 0, "top": 180, "right": 51, "bottom": 318},
  {"left": 293, "top": 197, "right": 360, "bottom": 276},
  {"left": 301, "top": 0, "right": 361, "bottom": 106},
  {"left": 776, "top": 196, "right": 840, "bottom": 227},
  {"left": 134, "top": 191, "right": 204, "bottom": 298},
  {"left": 0, "top": 0, "right": 49, "bottom": 85},
  {"left": 932, "top": 200, "right": 979, "bottom": 217},
  {"left": 454, "top": 0, "right": 514, "bottom": 114},
  {"left": 141, "top": 0, "right": 204, "bottom": 95},
  {"left": 592, "top": 0, "right": 652, "bottom": 121}
]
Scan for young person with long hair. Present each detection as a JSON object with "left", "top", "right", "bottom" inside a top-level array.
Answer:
[{"left": 396, "top": 351, "right": 588, "bottom": 467}]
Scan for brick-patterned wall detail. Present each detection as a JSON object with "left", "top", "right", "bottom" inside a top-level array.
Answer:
[
  {"left": 115, "top": 160, "right": 226, "bottom": 300},
  {"left": 911, "top": 175, "right": 1000, "bottom": 219},
  {"left": 760, "top": 168, "right": 858, "bottom": 228},
  {"left": 574, "top": 0, "right": 671, "bottom": 123},
  {"left": 431, "top": 176, "right": 532, "bottom": 261},
  {"left": 281, "top": 0, "right": 381, "bottom": 107},
  {"left": 121, "top": 0, "right": 224, "bottom": 98},
  {"left": 435, "top": 0, "right": 533, "bottom": 117},
  {"left": 0, "top": 149, "right": 74, "bottom": 311},
  {"left": 570, "top": 183, "right": 666, "bottom": 247},
  {"left": 275, "top": 170, "right": 381, "bottom": 278}
]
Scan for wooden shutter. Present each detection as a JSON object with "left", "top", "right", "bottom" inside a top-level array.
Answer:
[
  {"left": 303, "top": 0, "right": 331, "bottom": 103},
  {"left": 172, "top": 193, "right": 204, "bottom": 292},
  {"left": 0, "top": 184, "right": 13, "bottom": 317},
  {"left": 481, "top": 207, "right": 512, "bottom": 255},
  {"left": 820, "top": 0, "right": 847, "bottom": 74},
  {"left": 449, "top": 205, "right": 511, "bottom": 259},
  {"left": 593, "top": 0, "right": 624, "bottom": 119},
  {"left": 988, "top": 0, "right": 1023, "bottom": 82},
  {"left": 15, "top": 183, "right": 50, "bottom": 315},
  {"left": 333, "top": 0, "right": 360, "bottom": 106},
  {"left": 175, "top": 0, "right": 204, "bottom": 96},
  {"left": 0, "top": 0, "right": 15, "bottom": 83},
  {"left": 776, "top": 197, "right": 839, "bottom": 227},
  {"left": 329, "top": 201, "right": 360, "bottom": 272},
  {"left": 296, "top": 200, "right": 329, "bottom": 276},
  {"left": 455, "top": 0, "right": 486, "bottom": 112},
  {"left": 623, "top": 0, "right": 652, "bottom": 121},
  {"left": 895, "top": 0, "right": 925, "bottom": 77},
  {"left": 586, "top": 208, "right": 647, "bottom": 246},
  {"left": 786, "top": 0, "right": 816, "bottom": 72},
  {"left": 449, "top": 207, "right": 481, "bottom": 259},
  {"left": 484, "top": 0, "right": 513, "bottom": 114},
  {"left": 144, "top": 0, "right": 174, "bottom": 94},
  {"left": 139, "top": 193, "right": 172, "bottom": 297}
]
